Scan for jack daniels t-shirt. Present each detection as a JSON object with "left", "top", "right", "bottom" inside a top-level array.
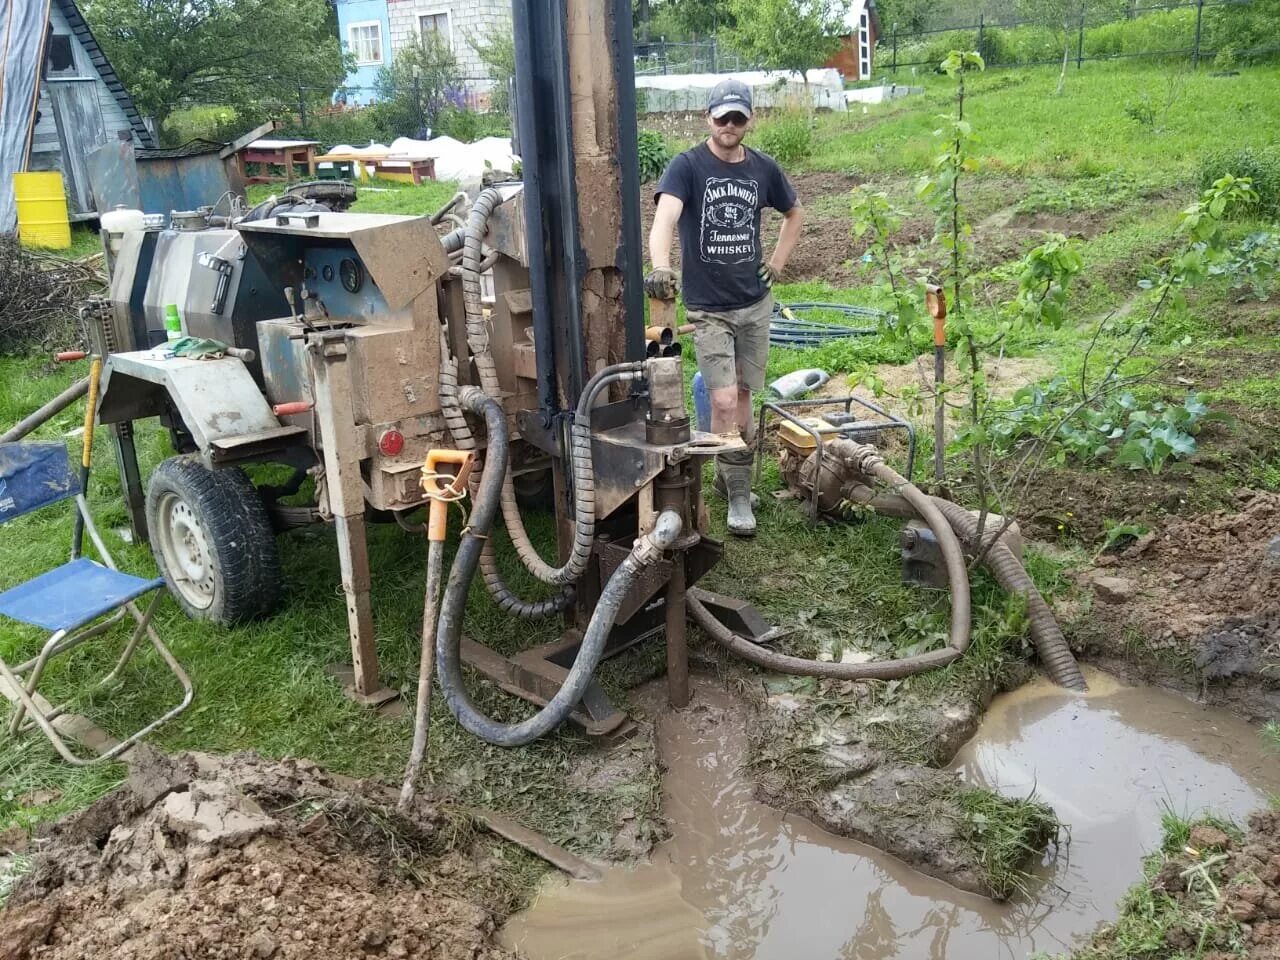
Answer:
[{"left": 655, "top": 142, "right": 797, "bottom": 312}]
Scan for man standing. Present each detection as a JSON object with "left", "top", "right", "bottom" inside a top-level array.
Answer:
[{"left": 646, "top": 79, "right": 804, "bottom": 536}]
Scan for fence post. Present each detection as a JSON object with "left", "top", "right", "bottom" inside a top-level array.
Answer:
[
  {"left": 891, "top": 24, "right": 897, "bottom": 74},
  {"left": 412, "top": 74, "right": 423, "bottom": 136},
  {"left": 1192, "top": 0, "right": 1205, "bottom": 67},
  {"left": 1076, "top": 11, "right": 1085, "bottom": 69},
  {"left": 977, "top": 13, "right": 985, "bottom": 61},
  {"left": 297, "top": 85, "right": 307, "bottom": 135},
  {"left": 711, "top": 35, "right": 719, "bottom": 74}
]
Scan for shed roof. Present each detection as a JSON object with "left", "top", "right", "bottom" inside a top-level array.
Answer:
[{"left": 52, "top": 0, "right": 156, "bottom": 149}]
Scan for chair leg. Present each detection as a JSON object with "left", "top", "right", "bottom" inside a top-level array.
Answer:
[
  {"left": 0, "top": 656, "right": 89, "bottom": 765},
  {"left": 8, "top": 630, "right": 66, "bottom": 737},
  {"left": 103, "top": 593, "right": 163, "bottom": 684}
]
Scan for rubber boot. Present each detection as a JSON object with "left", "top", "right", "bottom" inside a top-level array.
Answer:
[
  {"left": 718, "top": 456, "right": 756, "bottom": 538},
  {"left": 713, "top": 466, "right": 760, "bottom": 509}
]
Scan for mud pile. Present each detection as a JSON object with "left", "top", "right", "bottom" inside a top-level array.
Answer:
[
  {"left": 0, "top": 749, "right": 514, "bottom": 960},
  {"left": 1074, "top": 489, "right": 1280, "bottom": 717}
]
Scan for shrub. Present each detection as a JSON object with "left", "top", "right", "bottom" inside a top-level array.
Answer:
[
  {"left": 1197, "top": 146, "right": 1280, "bottom": 220},
  {"left": 637, "top": 130, "right": 672, "bottom": 183},
  {"left": 754, "top": 110, "right": 813, "bottom": 165},
  {"left": 435, "top": 107, "right": 510, "bottom": 143}
]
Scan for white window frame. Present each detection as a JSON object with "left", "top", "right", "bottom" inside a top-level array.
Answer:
[
  {"left": 347, "top": 20, "right": 384, "bottom": 66},
  {"left": 417, "top": 9, "right": 453, "bottom": 50}
]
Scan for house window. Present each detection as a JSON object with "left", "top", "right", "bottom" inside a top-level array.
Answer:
[
  {"left": 419, "top": 12, "right": 450, "bottom": 44},
  {"left": 347, "top": 21, "right": 383, "bottom": 65}
]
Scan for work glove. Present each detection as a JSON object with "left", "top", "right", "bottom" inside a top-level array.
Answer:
[
  {"left": 644, "top": 267, "right": 679, "bottom": 301},
  {"left": 758, "top": 262, "right": 783, "bottom": 288}
]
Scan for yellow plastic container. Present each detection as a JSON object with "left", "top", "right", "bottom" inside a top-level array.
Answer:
[{"left": 14, "top": 171, "right": 72, "bottom": 249}]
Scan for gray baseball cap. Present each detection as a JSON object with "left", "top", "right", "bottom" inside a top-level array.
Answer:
[{"left": 707, "top": 79, "right": 753, "bottom": 119}]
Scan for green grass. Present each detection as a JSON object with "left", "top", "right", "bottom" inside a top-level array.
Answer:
[
  {"left": 1063, "top": 810, "right": 1249, "bottom": 960},
  {"left": 956, "top": 785, "right": 1061, "bottom": 901},
  {"left": 807, "top": 61, "right": 1280, "bottom": 183}
]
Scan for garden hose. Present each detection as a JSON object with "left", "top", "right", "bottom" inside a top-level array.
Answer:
[
  {"left": 689, "top": 442, "right": 973, "bottom": 681},
  {"left": 434, "top": 386, "right": 683, "bottom": 747}
]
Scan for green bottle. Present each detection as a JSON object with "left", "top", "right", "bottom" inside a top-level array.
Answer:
[{"left": 164, "top": 304, "right": 182, "bottom": 342}]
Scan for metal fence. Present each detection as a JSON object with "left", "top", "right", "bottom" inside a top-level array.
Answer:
[
  {"left": 879, "top": 0, "right": 1273, "bottom": 73},
  {"left": 633, "top": 38, "right": 754, "bottom": 76}
]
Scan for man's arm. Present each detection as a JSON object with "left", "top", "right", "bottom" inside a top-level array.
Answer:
[
  {"left": 649, "top": 193, "right": 684, "bottom": 269},
  {"left": 769, "top": 202, "right": 804, "bottom": 274}
]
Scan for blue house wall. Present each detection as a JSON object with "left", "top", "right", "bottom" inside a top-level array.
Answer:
[{"left": 335, "top": 0, "right": 391, "bottom": 104}]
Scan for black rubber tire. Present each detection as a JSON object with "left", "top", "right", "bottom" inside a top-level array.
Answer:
[{"left": 145, "top": 455, "right": 282, "bottom": 624}]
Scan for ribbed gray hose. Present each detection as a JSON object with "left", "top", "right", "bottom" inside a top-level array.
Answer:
[
  {"left": 868, "top": 493, "right": 1086, "bottom": 691},
  {"left": 461, "top": 187, "right": 623, "bottom": 587},
  {"left": 437, "top": 330, "right": 571, "bottom": 618},
  {"left": 435, "top": 384, "right": 684, "bottom": 746},
  {"left": 687, "top": 444, "right": 972, "bottom": 680}
]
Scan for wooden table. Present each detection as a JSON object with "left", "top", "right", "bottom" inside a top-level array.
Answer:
[
  {"left": 312, "top": 151, "right": 437, "bottom": 185},
  {"left": 235, "top": 139, "right": 320, "bottom": 183}
]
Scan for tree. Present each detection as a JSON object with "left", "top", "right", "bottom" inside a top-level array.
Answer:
[
  {"left": 1016, "top": 0, "right": 1101, "bottom": 94},
  {"left": 724, "top": 0, "right": 843, "bottom": 84},
  {"left": 85, "top": 0, "right": 348, "bottom": 130},
  {"left": 466, "top": 19, "right": 515, "bottom": 114},
  {"left": 374, "top": 33, "right": 460, "bottom": 139},
  {"left": 663, "top": 0, "right": 737, "bottom": 37}
]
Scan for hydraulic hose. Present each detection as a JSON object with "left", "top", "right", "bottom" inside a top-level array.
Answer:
[
  {"left": 688, "top": 443, "right": 972, "bottom": 681},
  {"left": 437, "top": 330, "right": 571, "bottom": 618},
  {"left": 461, "top": 187, "right": 639, "bottom": 587},
  {"left": 435, "top": 385, "right": 683, "bottom": 745},
  {"left": 867, "top": 493, "right": 1086, "bottom": 691}
]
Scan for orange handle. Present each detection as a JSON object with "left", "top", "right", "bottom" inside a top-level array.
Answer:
[
  {"left": 273, "top": 401, "right": 314, "bottom": 416},
  {"left": 422, "top": 449, "right": 475, "bottom": 542},
  {"left": 56, "top": 350, "right": 87, "bottom": 362}
]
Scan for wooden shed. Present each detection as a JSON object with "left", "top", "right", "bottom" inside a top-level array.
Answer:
[
  {"left": 23, "top": 0, "right": 157, "bottom": 221},
  {"left": 825, "top": 0, "right": 881, "bottom": 82}
]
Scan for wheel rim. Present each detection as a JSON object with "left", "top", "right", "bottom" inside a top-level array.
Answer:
[{"left": 156, "top": 491, "right": 217, "bottom": 610}]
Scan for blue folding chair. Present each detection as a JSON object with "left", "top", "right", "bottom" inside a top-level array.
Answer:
[{"left": 0, "top": 441, "right": 193, "bottom": 764}]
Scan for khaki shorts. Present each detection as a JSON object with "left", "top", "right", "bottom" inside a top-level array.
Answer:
[{"left": 687, "top": 293, "right": 773, "bottom": 393}]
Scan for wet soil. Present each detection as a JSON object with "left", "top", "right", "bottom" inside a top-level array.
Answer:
[
  {"left": 0, "top": 749, "right": 515, "bottom": 960},
  {"left": 500, "top": 670, "right": 1280, "bottom": 960},
  {"left": 1068, "top": 489, "right": 1280, "bottom": 722}
]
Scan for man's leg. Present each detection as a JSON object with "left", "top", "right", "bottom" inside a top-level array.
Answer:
[
  {"left": 690, "top": 311, "right": 756, "bottom": 535},
  {"left": 716, "top": 295, "right": 773, "bottom": 537}
]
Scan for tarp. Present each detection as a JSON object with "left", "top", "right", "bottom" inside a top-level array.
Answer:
[
  {"left": 385, "top": 136, "right": 518, "bottom": 182},
  {"left": 0, "top": 0, "right": 54, "bottom": 233},
  {"left": 635, "top": 69, "right": 848, "bottom": 113}
]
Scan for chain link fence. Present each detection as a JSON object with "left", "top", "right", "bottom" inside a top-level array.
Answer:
[{"left": 878, "top": 0, "right": 1277, "bottom": 74}]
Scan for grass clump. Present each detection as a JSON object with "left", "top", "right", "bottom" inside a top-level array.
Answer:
[
  {"left": 956, "top": 786, "right": 1060, "bottom": 901},
  {"left": 755, "top": 110, "right": 815, "bottom": 165}
]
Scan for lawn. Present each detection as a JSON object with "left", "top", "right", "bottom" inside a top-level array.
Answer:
[{"left": 3, "top": 57, "right": 1279, "bottom": 913}]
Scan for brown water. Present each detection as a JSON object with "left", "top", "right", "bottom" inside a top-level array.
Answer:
[{"left": 500, "top": 668, "right": 1280, "bottom": 960}]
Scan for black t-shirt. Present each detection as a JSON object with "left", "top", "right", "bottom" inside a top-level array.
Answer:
[{"left": 655, "top": 142, "right": 798, "bottom": 312}]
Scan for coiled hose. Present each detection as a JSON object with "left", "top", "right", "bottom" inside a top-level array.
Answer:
[
  {"left": 870, "top": 493, "right": 1087, "bottom": 692},
  {"left": 435, "top": 386, "right": 684, "bottom": 746},
  {"left": 437, "top": 330, "right": 571, "bottom": 618},
  {"left": 688, "top": 444, "right": 973, "bottom": 680},
  {"left": 461, "top": 187, "right": 623, "bottom": 587}
]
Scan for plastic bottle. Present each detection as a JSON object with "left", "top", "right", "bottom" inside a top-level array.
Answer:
[
  {"left": 164, "top": 304, "right": 183, "bottom": 342},
  {"left": 767, "top": 368, "right": 829, "bottom": 400}
]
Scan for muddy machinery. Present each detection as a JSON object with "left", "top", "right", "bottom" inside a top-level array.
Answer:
[{"left": 86, "top": 0, "right": 1085, "bottom": 749}]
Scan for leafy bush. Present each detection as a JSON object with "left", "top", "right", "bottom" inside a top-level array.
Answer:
[
  {"left": 1197, "top": 146, "right": 1280, "bottom": 220},
  {"left": 991, "top": 380, "right": 1225, "bottom": 474},
  {"left": 637, "top": 130, "right": 672, "bottom": 183},
  {"left": 274, "top": 108, "right": 396, "bottom": 150},
  {"left": 435, "top": 108, "right": 510, "bottom": 143},
  {"left": 1085, "top": 9, "right": 1195, "bottom": 60},
  {"left": 1209, "top": 231, "right": 1280, "bottom": 301},
  {"left": 754, "top": 110, "right": 813, "bottom": 165}
]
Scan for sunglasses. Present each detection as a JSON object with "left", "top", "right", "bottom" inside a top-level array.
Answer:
[{"left": 712, "top": 112, "right": 749, "bottom": 127}]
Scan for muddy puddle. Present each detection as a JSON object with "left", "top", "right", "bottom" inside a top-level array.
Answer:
[{"left": 500, "top": 668, "right": 1280, "bottom": 960}]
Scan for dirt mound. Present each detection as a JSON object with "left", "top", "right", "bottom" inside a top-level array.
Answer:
[
  {"left": 1071, "top": 490, "right": 1280, "bottom": 719},
  {"left": 0, "top": 749, "right": 514, "bottom": 960}
]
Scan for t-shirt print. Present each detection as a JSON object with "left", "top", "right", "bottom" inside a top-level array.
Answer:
[{"left": 699, "top": 177, "right": 760, "bottom": 264}]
